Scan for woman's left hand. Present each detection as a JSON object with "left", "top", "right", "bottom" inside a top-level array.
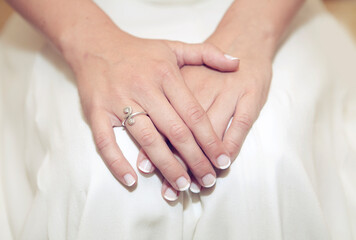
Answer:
[{"left": 137, "top": 53, "right": 273, "bottom": 200}]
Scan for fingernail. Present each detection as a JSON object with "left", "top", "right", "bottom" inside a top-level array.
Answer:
[
  {"left": 190, "top": 182, "right": 201, "bottom": 193},
  {"left": 164, "top": 188, "right": 178, "bottom": 201},
  {"left": 176, "top": 176, "right": 190, "bottom": 191},
  {"left": 217, "top": 154, "right": 231, "bottom": 169},
  {"left": 224, "top": 54, "right": 239, "bottom": 61},
  {"left": 138, "top": 159, "right": 153, "bottom": 173},
  {"left": 202, "top": 173, "right": 216, "bottom": 188},
  {"left": 123, "top": 173, "right": 136, "bottom": 186}
]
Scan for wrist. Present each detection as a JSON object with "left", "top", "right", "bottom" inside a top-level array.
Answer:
[
  {"left": 206, "top": 26, "right": 278, "bottom": 62},
  {"left": 60, "top": 25, "right": 133, "bottom": 73},
  {"left": 53, "top": 4, "right": 133, "bottom": 72}
]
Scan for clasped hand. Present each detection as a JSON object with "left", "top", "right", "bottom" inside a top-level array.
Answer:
[
  {"left": 73, "top": 33, "right": 238, "bottom": 193},
  {"left": 73, "top": 33, "right": 271, "bottom": 201},
  {"left": 138, "top": 53, "right": 272, "bottom": 200}
]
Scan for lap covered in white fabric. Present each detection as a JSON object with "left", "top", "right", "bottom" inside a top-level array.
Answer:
[{"left": 0, "top": 0, "right": 356, "bottom": 239}]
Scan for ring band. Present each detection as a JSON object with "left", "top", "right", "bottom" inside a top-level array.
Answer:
[{"left": 121, "top": 106, "right": 148, "bottom": 127}]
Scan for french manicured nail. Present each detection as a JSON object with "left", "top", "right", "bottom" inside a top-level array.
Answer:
[
  {"left": 202, "top": 173, "right": 216, "bottom": 188},
  {"left": 224, "top": 54, "right": 239, "bottom": 61},
  {"left": 123, "top": 173, "right": 136, "bottom": 186},
  {"left": 176, "top": 176, "right": 190, "bottom": 191},
  {"left": 164, "top": 188, "right": 178, "bottom": 201},
  {"left": 138, "top": 159, "right": 153, "bottom": 173},
  {"left": 190, "top": 182, "right": 201, "bottom": 193},
  {"left": 217, "top": 154, "right": 231, "bottom": 169}
]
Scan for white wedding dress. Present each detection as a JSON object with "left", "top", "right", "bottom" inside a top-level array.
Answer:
[{"left": 1, "top": 0, "right": 356, "bottom": 239}]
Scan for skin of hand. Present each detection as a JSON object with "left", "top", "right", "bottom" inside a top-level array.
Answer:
[
  {"left": 5, "top": 0, "right": 239, "bottom": 190},
  {"left": 73, "top": 33, "right": 241, "bottom": 190},
  {"left": 136, "top": 0, "right": 305, "bottom": 201},
  {"left": 6, "top": 0, "right": 303, "bottom": 200},
  {"left": 137, "top": 53, "right": 272, "bottom": 200}
]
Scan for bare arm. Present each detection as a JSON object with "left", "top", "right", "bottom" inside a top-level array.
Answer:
[
  {"left": 5, "top": 0, "right": 128, "bottom": 67},
  {"left": 207, "top": 0, "right": 305, "bottom": 59},
  {"left": 138, "top": 0, "right": 307, "bottom": 198},
  {"left": 6, "top": 0, "right": 240, "bottom": 190}
]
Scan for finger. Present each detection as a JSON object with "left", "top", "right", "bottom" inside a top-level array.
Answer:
[
  {"left": 162, "top": 179, "right": 179, "bottom": 202},
  {"left": 172, "top": 152, "right": 202, "bottom": 193},
  {"left": 172, "top": 150, "right": 188, "bottom": 171},
  {"left": 142, "top": 90, "right": 217, "bottom": 188},
  {"left": 173, "top": 151, "right": 215, "bottom": 188},
  {"left": 162, "top": 70, "right": 232, "bottom": 170},
  {"left": 189, "top": 177, "right": 202, "bottom": 194},
  {"left": 138, "top": 147, "right": 202, "bottom": 192},
  {"left": 90, "top": 110, "right": 137, "bottom": 187},
  {"left": 169, "top": 41, "right": 239, "bottom": 72},
  {"left": 172, "top": 150, "right": 202, "bottom": 193},
  {"left": 118, "top": 102, "right": 191, "bottom": 191},
  {"left": 137, "top": 148, "right": 155, "bottom": 174},
  {"left": 207, "top": 94, "right": 236, "bottom": 139},
  {"left": 223, "top": 94, "right": 260, "bottom": 160}
]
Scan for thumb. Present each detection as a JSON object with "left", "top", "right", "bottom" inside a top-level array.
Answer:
[{"left": 168, "top": 41, "right": 239, "bottom": 72}]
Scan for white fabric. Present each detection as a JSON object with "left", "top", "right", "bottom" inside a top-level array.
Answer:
[{"left": 1, "top": 0, "right": 356, "bottom": 239}]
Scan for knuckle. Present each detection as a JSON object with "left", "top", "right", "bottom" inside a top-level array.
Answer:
[
  {"left": 139, "top": 127, "right": 157, "bottom": 147},
  {"left": 86, "top": 106, "right": 104, "bottom": 125},
  {"left": 155, "top": 61, "right": 175, "bottom": 80},
  {"left": 225, "top": 139, "right": 242, "bottom": 156},
  {"left": 186, "top": 103, "right": 206, "bottom": 125},
  {"left": 107, "top": 157, "right": 122, "bottom": 170},
  {"left": 234, "top": 114, "right": 253, "bottom": 132},
  {"left": 131, "top": 77, "right": 151, "bottom": 92},
  {"left": 190, "top": 158, "right": 210, "bottom": 173},
  {"left": 203, "top": 137, "right": 220, "bottom": 152},
  {"left": 202, "top": 42, "right": 213, "bottom": 52},
  {"left": 169, "top": 123, "right": 190, "bottom": 143},
  {"left": 94, "top": 132, "right": 112, "bottom": 153},
  {"left": 159, "top": 160, "right": 179, "bottom": 177}
]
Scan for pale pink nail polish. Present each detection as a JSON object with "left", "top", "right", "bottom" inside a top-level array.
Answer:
[
  {"left": 202, "top": 173, "right": 216, "bottom": 188},
  {"left": 190, "top": 182, "right": 201, "bottom": 193},
  {"left": 217, "top": 154, "right": 231, "bottom": 169},
  {"left": 123, "top": 173, "right": 136, "bottom": 186},
  {"left": 138, "top": 159, "right": 153, "bottom": 173},
  {"left": 224, "top": 54, "right": 239, "bottom": 61},
  {"left": 164, "top": 188, "right": 178, "bottom": 201},
  {"left": 176, "top": 176, "right": 190, "bottom": 191}
]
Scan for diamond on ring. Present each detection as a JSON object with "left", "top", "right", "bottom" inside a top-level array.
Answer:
[
  {"left": 123, "top": 106, "right": 132, "bottom": 115},
  {"left": 121, "top": 106, "right": 148, "bottom": 127}
]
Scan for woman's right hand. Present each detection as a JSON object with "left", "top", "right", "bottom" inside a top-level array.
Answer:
[{"left": 67, "top": 32, "right": 239, "bottom": 191}]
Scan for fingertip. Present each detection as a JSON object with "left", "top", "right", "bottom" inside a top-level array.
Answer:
[
  {"left": 123, "top": 173, "right": 137, "bottom": 187},
  {"left": 189, "top": 181, "right": 201, "bottom": 193},
  {"left": 205, "top": 51, "right": 239, "bottom": 72},
  {"left": 223, "top": 54, "right": 240, "bottom": 72},
  {"left": 224, "top": 54, "right": 239, "bottom": 61},
  {"left": 137, "top": 149, "right": 155, "bottom": 173},
  {"left": 201, "top": 173, "right": 216, "bottom": 188},
  {"left": 175, "top": 176, "right": 191, "bottom": 191},
  {"left": 162, "top": 180, "right": 179, "bottom": 202},
  {"left": 138, "top": 159, "right": 155, "bottom": 173},
  {"left": 164, "top": 188, "right": 179, "bottom": 202},
  {"left": 204, "top": 42, "right": 239, "bottom": 71},
  {"left": 216, "top": 154, "right": 231, "bottom": 170}
]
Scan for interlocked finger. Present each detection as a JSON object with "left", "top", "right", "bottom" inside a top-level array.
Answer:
[
  {"left": 207, "top": 94, "right": 236, "bottom": 140},
  {"left": 90, "top": 110, "right": 137, "bottom": 187},
  {"left": 162, "top": 69, "right": 232, "bottom": 169},
  {"left": 223, "top": 95, "right": 259, "bottom": 160},
  {"left": 142, "top": 90, "right": 218, "bottom": 188},
  {"left": 117, "top": 102, "right": 191, "bottom": 191}
]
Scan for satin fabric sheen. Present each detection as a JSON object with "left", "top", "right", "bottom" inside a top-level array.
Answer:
[{"left": 1, "top": 0, "right": 356, "bottom": 239}]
